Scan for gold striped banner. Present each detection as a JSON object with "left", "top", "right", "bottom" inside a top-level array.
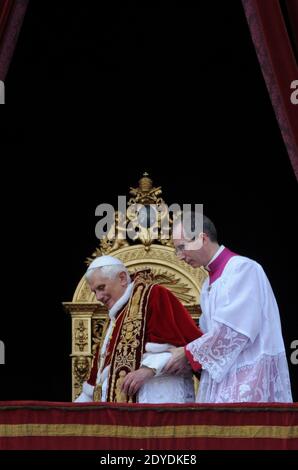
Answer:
[{"left": 0, "top": 424, "right": 298, "bottom": 439}]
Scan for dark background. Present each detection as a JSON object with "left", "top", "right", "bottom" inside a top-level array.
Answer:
[{"left": 1, "top": 1, "right": 297, "bottom": 401}]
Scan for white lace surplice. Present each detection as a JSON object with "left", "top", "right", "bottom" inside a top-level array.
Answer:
[{"left": 187, "top": 256, "right": 293, "bottom": 403}]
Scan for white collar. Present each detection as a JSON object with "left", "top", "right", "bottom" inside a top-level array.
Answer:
[
  {"left": 206, "top": 245, "right": 225, "bottom": 271},
  {"left": 109, "top": 282, "right": 134, "bottom": 319}
]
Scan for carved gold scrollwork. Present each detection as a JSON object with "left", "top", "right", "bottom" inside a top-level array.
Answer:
[
  {"left": 74, "top": 320, "right": 88, "bottom": 352},
  {"left": 73, "top": 355, "right": 92, "bottom": 399},
  {"left": 74, "top": 356, "right": 90, "bottom": 383},
  {"left": 91, "top": 318, "right": 108, "bottom": 355}
]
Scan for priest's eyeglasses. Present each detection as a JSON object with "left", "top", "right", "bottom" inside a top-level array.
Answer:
[
  {"left": 175, "top": 244, "right": 187, "bottom": 255},
  {"left": 175, "top": 236, "right": 196, "bottom": 255}
]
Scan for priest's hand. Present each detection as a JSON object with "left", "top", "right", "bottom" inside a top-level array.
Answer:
[
  {"left": 121, "top": 366, "right": 155, "bottom": 397},
  {"left": 163, "top": 347, "right": 189, "bottom": 375}
]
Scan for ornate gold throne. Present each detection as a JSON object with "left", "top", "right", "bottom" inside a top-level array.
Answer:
[{"left": 64, "top": 174, "right": 207, "bottom": 401}]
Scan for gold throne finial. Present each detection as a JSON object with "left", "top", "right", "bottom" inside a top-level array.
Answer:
[
  {"left": 88, "top": 173, "right": 174, "bottom": 260},
  {"left": 129, "top": 173, "right": 162, "bottom": 205},
  {"left": 138, "top": 172, "right": 153, "bottom": 193}
]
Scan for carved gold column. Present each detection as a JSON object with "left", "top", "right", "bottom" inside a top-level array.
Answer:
[{"left": 63, "top": 303, "right": 98, "bottom": 401}]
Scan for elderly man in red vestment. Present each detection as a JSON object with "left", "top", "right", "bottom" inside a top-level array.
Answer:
[{"left": 75, "top": 255, "right": 201, "bottom": 403}]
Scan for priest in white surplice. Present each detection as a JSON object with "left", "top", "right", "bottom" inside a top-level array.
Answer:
[{"left": 164, "top": 213, "right": 293, "bottom": 403}]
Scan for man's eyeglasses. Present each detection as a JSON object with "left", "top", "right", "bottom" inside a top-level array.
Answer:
[
  {"left": 174, "top": 237, "right": 196, "bottom": 255},
  {"left": 175, "top": 244, "right": 187, "bottom": 255}
]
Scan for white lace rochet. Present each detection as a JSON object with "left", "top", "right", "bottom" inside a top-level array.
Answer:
[{"left": 187, "top": 322, "right": 292, "bottom": 403}]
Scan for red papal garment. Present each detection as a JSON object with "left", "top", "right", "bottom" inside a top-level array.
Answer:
[{"left": 76, "top": 278, "right": 201, "bottom": 403}]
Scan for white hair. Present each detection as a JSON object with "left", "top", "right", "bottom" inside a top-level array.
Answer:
[{"left": 85, "top": 264, "right": 131, "bottom": 283}]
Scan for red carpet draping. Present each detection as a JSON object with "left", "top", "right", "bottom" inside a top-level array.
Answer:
[
  {"left": 0, "top": 401, "right": 297, "bottom": 450},
  {"left": 242, "top": 0, "right": 298, "bottom": 181},
  {"left": 0, "top": 0, "right": 29, "bottom": 80}
]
